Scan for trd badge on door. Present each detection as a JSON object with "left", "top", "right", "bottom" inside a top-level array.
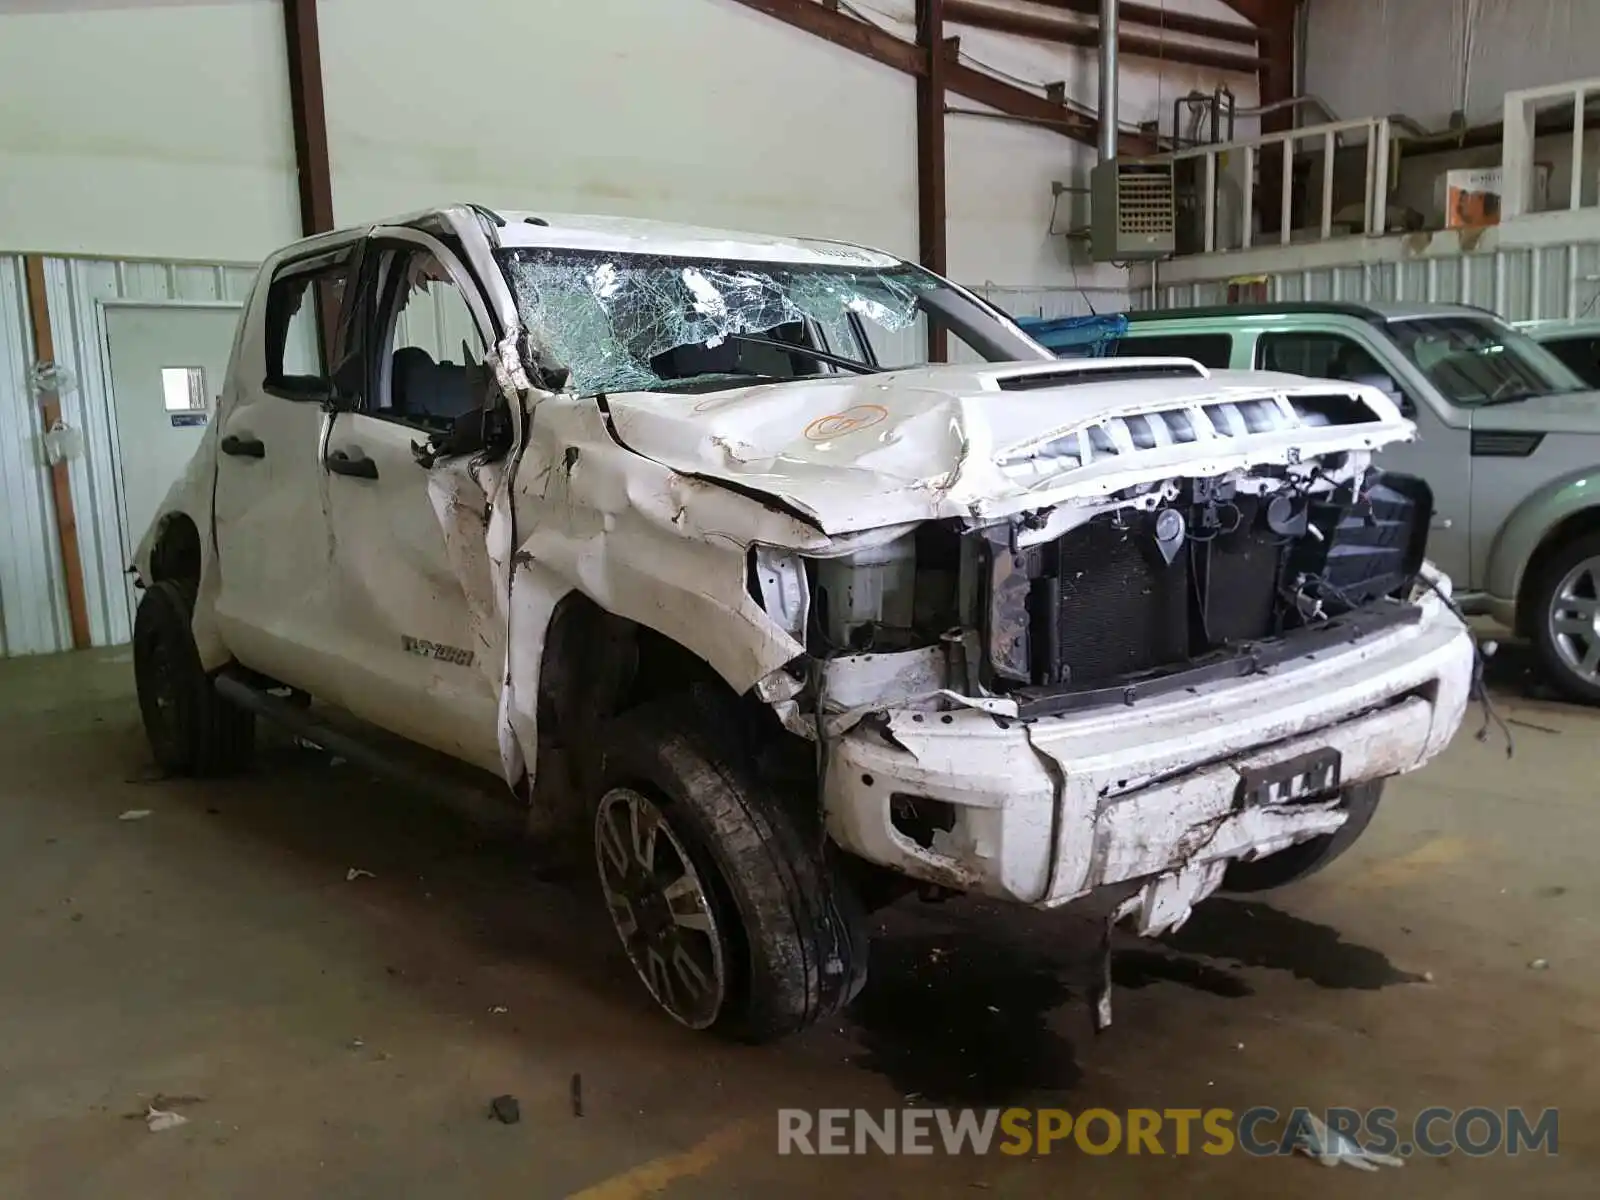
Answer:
[{"left": 401, "top": 635, "right": 475, "bottom": 667}]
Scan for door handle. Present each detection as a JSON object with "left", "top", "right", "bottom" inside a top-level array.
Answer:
[
  {"left": 327, "top": 448, "right": 379, "bottom": 479},
  {"left": 220, "top": 434, "right": 266, "bottom": 458},
  {"left": 1430, "top": 515, "right": 1454, "bottom": 530}
]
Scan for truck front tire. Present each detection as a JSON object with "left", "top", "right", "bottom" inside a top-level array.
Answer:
[
  {"left": 133, "top": 580, "right": 255, "bottom": 777},
  {"left": 1222, "top": 781, "right": 1384, "bottom": 892},
  {"left": 594, "top": 693, "right": 869, "bottom": 1041}
]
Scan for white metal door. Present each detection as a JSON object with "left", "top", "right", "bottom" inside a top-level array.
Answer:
[
  {"left": 104, "top": 304, "right": 241, "bottom": 626},
  {"left": 315, "top": 234, "right": 502, "bottom": 772},
  {"left": 322, "top": 412, "right": 501, "bottom": 772}
]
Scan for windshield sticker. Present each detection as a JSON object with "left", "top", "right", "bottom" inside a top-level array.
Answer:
[{"left": 804, "top": 404, "right": 890, "bottom": 441}]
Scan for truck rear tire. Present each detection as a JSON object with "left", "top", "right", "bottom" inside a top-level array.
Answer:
[
  {"left": 593, "top": 692, "right": 869, "bottom": 1041},
  {"left": 133, "top": 580, "right": 256, "bottom": 777},
  {"left": 1221, "top": 781, "right": 1383, "bottom": 893}
]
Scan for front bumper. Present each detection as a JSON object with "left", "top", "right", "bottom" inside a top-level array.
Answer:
[{"left": 823, "top": 598, "right": 1474, "bottom": 909}]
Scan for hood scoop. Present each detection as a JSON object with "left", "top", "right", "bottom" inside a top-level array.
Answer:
[
  {"left": 995, "top": 360, "right": 1207, "bottom": 390},
  {"left": 997, "top": 390, "right": 1389, "bottom": 485}
]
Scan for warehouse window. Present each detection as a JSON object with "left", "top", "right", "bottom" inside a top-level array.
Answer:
[
  {"left": 161, "top": 366, "right": 209, "bottom": 427},
  {"left": 264, "top": 255, "right": 350, "bottom": 400},
  {"left": 161, "top": 367, "right": 206, "bottom": 412}
]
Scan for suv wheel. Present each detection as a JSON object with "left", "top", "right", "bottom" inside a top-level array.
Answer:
[
  {"left": 1222, "top": 781, "right": 1383, "bottom": 892},
  {"left": 594, "top": 694, "right": 869, "bottom": 1041},
  {"left": 1529, "top": 532, "right": 1600, "bottom": 705},
  {"left": 133, "top": 580, "right": 256, "bottom": 776}
]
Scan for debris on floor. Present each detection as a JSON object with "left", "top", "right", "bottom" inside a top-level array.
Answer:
[
  {"left": 570, "top": 1073, "right": 583, "bottom": 1118},
  {"left": 346, "top": 868, "right": 375, "bottom": 882},
  {"left": 1506, "top": 716, "right": 1562, "bottom": 735},
  {"left": 144, "top": 1105, "right": 190, "bottom": 1133},
  {"left": 1294, "top": 1112, "right": 1404, "bottom": 1170},
  {"left": 117, "top": 810, "right": 152, "bottom": 821},
  {"left": 1529, "top": 958, "right": 1550, "bottom": 970},
  {"left": 145, "top": 1109, "right": 187, "bottom": 1133},
  {"left": 488, "top": 1094, "right": 521, "bottom": 1125}
]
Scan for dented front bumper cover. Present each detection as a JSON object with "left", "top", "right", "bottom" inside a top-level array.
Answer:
[{"left": 821, "top": 593, "right": 1473, "bottom": 926}]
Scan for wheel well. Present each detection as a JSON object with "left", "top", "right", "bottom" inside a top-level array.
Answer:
[
  {"left": 1515, "top": 508, "right": 1600, "bottom": 637},
  {"left": 532, "top": 593, "right": 810, "bottom": 827},
  {"left": 148, "top": 514, "right": 203, "bottom": 587}
]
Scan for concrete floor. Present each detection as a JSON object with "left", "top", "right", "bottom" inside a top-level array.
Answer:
[{"left": 1, "top": 648, "right": 1596, "bottom": 1198}]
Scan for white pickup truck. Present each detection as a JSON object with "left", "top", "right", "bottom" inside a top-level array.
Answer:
[{"left": 133, "top": 205, "right": 1473, "bottom": 1040}]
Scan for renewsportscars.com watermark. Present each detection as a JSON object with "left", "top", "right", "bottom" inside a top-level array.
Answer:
[{"left": 777, "top": 1106, "right": 1559, "bottom": 1158}]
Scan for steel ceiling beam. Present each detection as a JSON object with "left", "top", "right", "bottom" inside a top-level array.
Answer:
[
  {"left": 22, "top": 257, "right": 91, "bottom": 651},
  {"left": 728, "top": 0, "right": 1155, "bottom": 151},
  {"left": 944, "top": 0, "right": 1267, "bottom": 75},
  {"left": 282, "top": 0, "right": 334, "bottom": 236},
  {"left": 733, "top": 0, "right": 925, "bottom": 74},
  {"left": 1029, "top": 0, "right": 1261, "bottom": 46},
  {"left": 916, "top": 0, "right": 948, "bottom": 360}
]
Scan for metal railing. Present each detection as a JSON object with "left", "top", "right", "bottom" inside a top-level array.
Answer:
[
  {"left": 1154, "top": 117, "right": 1394, "bottom": 255},
  {"left": 1502, "top": 77, "right": 1600, "bottom": 219}
]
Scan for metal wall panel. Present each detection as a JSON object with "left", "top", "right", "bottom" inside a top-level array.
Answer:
[
  {"left": 0, "top": 256, "right": 71, "bottom": 657},
  {"left": 977, "top": 285, "right": 1131, "bottom": 321},
  {"left": 1154, "top": 241, "right": 1600, "bottom": 323},
  {"left": 40, "top": 254, "right": 255, "bottom": 648}
]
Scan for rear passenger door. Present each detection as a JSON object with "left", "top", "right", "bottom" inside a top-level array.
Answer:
[
  {"left": 1256, "top": 328, "right": 1474, "bottom": 583},
  {"left": 212, "top": 248, "right": 350, "bottom": 694},
  {"left": 319, "top": 232, "right": 503, "bottom": 772}
]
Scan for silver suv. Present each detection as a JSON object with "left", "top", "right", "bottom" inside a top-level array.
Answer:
[{"left": 1110, "top": 302, "right": 1600, "bottom": 702}]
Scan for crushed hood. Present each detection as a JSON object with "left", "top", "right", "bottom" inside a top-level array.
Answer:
[{"left": 603, "top": 361, "right": 1414, "bottom": 534}]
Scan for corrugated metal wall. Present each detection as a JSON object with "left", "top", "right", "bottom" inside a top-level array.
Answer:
[
  {"left": 37, "top": 257, "right": 257, "bottom": 650},
  {"left": 0, "top": 257, "right": 72, "bottom": 657},
  {"left": 978, "top": 284, "right": 1130, "bottom": 321},
  {"left": 1148, "top": 241, "right": 1600, "bottom": 322}
]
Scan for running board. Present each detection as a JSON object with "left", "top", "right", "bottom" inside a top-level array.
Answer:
[{"left": 213, "top": 671, "right": 525, "bottom": 835}]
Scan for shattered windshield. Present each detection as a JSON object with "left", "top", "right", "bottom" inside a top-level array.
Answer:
[{"left": 498, "top": 248, "right": 948, "bottom": 396}]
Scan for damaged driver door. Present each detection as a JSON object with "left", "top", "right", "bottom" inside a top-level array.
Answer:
[{"left": 318, "top": 232, "right": 503, "bottom": 773}]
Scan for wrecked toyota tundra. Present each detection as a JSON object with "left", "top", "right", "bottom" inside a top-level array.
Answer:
[{"left": 133, "top": 206, "right": 1474, "bottom": 1040}]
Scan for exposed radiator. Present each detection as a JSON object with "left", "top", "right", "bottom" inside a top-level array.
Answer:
[
  {"left": 986, "top": 471, "right": 1431, "bottom": 695},
  {"left": 1052, "top": 518, "right": 1190, "bottom": 686}
]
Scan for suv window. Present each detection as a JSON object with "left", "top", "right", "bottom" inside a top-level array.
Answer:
[
  {"left": 1257, "top": 330, "right": 1417, "bottom": 416},
  {"left": 1111, "top": 332, "right": 1234, "bottom": 368},
  {"left": 1385, "top": 315, "right": 1585, "bottom": 406},
  {"left": 1540, "top": 335, "right": 1600, "bottom": 388},
  {"left": 373, "top": 250, "right": 489, "bottom": 429},
  {"left": 264, "top": 257, "right": 350, "bottom": 400},
  {"left": 1258, "top": 331, "right": 1387, "bottom": 379}
]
